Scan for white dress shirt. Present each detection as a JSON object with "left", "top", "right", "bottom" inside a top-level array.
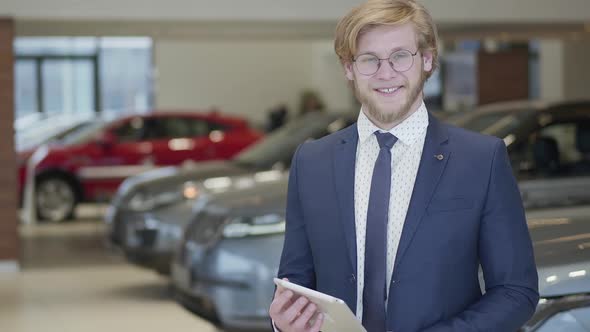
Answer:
[{"left": 354, "top": 102, "right": 429, "bottom": 320}]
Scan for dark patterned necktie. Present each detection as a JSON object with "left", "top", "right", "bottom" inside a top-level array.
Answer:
[{"left": 362, "top": 131, "right": 397, "bottom": 332}]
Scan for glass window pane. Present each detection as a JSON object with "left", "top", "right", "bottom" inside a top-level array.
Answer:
[
  {"left": 113, "top": 118, "right": 145, "bottom": 142},
  {"left": 190, "top": 119, "right": 210, "bottom": 137},
  {"left": 99, "top": 37, "right": 153, "bottom": 114},
  {"left": 15, "top": 60, "right": 38, "bottom": 119},
  {"left": 15, "top": 37, "right": 97, "bottom": 56},
  {"left": 42, "top": 59, "right": 94, "bottom": 114}
]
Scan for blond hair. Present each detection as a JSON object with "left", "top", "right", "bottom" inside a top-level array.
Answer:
[{"left": 334, "top": 0, "right": 439, "bottom": 78}]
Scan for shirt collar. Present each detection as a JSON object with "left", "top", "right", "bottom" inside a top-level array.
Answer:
[{"left": 357, "top": 101, "right": 429, "bottom": 146}]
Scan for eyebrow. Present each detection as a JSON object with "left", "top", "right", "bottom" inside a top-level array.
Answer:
[{"left": 356, "top": 46, "right": 414, "bottom": 57}]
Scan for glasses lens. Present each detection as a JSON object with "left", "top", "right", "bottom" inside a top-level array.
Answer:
[
  {"left": 355, "top": 54, "right": 379, "bottom": 75},
  {"left": 389, "top": 50, "right": 414, "bottom": 72}
]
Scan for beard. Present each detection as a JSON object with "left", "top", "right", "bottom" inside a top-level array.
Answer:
[{"left": 353, "top": 70, "right": 428, "bottom": 126}]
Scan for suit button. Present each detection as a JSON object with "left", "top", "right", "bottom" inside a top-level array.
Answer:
[{"left": 349, "top": 274, "right": 356, "bottom": 283}]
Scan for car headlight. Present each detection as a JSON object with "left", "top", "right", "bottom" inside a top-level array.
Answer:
[
  {"left": 222, "top": 214, "right": 285, "bottom": 238},
  {"left": 126, "top": 182, "right": 201, "bottom": 212}
]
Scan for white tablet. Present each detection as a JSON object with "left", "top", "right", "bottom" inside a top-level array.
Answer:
[{"left": 273, "top": 278, "right": 367, "bottom": 332}]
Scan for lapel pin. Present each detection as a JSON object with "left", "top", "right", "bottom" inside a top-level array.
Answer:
[{"left": 435, "top": 154, "right": 444, "bottom": 161}]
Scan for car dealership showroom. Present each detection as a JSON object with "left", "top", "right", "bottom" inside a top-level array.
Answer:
[{"left": 2, "top": 0, "right": 590, "bottom": 331}]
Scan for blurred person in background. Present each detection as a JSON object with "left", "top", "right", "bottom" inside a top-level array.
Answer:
[
  {"left": 267, "top": 103, "right": 290, "bottom": 132},
  {"left": 298, "top": 90, "right": 325, "bottom": 116}
]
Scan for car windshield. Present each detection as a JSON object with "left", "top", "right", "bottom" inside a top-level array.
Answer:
[
  {"left": 60, "top": 120, "right": 108, "bottom": 146},
  {"left": 233, "top": 112, "right": 344, "bottom": 168},
  {"left": 450, "top": 108, "right": 536, "bottom": 139},
  {"left": 51, "top": 122, "right": 94, "bottom": 142}
]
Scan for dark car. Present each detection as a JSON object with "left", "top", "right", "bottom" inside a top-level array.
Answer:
[
  {"left": 108, "top": 111, "right": 356, "bottom": 273},
  {"left": 450, "top": 99, "right": 590, "bottom": 209},
  {"left": 19, "top": 110, "right": 263, "bottom": 222}
]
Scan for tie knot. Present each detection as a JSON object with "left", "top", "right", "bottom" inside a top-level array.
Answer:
[{"left": 375, "top": 131, "right": 397, "bottom": 150}]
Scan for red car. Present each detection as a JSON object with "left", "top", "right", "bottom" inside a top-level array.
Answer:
[{"left": 18, "top": 111, "right": 264, "bottom": 221}]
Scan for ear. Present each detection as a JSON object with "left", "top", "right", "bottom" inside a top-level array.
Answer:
[
  {"left": 422, "top": 51, "right": 433, "bottom": 73},
  {"left": 344, "top": 61, "right": 355, "bottom": 81}
]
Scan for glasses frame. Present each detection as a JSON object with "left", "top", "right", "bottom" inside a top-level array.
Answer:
[{"left": 353, "top": 49, "right": 420, "bottom": 76}]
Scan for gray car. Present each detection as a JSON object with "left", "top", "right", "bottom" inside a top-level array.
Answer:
[
  {"left": 172, "top": 174, "right": 289, "bottom": 330},
  {"left": 172, "top": 173, "right": 590, "bottom": 331},
  {"left": 520, "top": 206, "right": 590, "bottom": 331},
  {"left": 106, "top": 111, "right": 356, "bottom": 273},
  {"left": 170, "top": 98, "right": 590, "bottom": 330},
  {"left": 117, "top": 99, "right": 590, "bottom": 274}
]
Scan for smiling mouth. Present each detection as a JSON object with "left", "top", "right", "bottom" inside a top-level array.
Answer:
[{"left": 374, "top": 86, "right": 403, "bottom": 95}]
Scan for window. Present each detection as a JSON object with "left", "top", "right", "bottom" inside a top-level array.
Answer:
[
  {"left": 149, "top": 117, "right": 212, "bottom": 139},
  {"left": 41, "top": 59, "right": 95, "bottom": 115},
  {"left": 514, "top": 121, "right": 590, "bottom": 177},
  {"left": 15, "top": 60, "right": 38, "bottom": 119},
  {"left": 14, "top": 37, "right": 153, "bottom": 120},
  {"left": 99, "top": 38, "right": 152, "bottom": 114},
  {"left": 112, "top": 117, "right": 146, "bottom": 142}
]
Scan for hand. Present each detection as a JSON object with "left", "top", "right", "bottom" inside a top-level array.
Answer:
[{"left": 269, "top": 278, "right": 324, "bottom": 332}]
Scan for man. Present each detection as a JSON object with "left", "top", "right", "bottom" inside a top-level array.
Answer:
[{"left": 269, "top": 0, "right": 539, "bottom": 331}]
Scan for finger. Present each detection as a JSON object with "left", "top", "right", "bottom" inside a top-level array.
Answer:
[
  {"left": 309, "top": 312, "right": 324, "bottom": 332},
  {"left": 275, "top": 277, "right": 290, "bottom": 295},
  {"left": 292, "top": 302, "right": 318, "bottom": 330},
  {"left": 269, "top": 290, "right": 294, "bottom": 318},
  {"left": 283, "top": 295, "right": 310, "bottom": 324}
]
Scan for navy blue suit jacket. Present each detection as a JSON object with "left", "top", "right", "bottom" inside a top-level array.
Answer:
[{"left": 277, "top": 113, "right": 539, "bottom": 332}]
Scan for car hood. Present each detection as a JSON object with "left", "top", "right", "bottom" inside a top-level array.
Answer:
[
  {"left": 527, "top": 207, "right": 590, "bottom": 297},
  {"left": 116, "top": 161, "right": 247, "bottom": 198},
  {"left": 204, "top": 173, "right": 289, "bottom": 217}
]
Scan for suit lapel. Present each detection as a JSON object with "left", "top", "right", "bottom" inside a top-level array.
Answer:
[
  {"left": 392, "top": 114, "right": 450, "bottom": 274},
  {"left": 333, "top": 124, "right": 359, "bottom": 275}
]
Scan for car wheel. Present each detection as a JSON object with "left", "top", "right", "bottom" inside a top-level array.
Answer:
[{"left": 36, "top": 176, "right": 77, "bottom": 222}]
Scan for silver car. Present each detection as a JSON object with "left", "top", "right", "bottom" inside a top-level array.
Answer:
[
  {"left": 172, "top": 174, "right": 289, "bottom": 330},
  {"left": 520, "top": 206, "right": 590, "bottom": 331},
  {"left": 172, "top": 175, "right": 590, "bottom": 331},
  {"left": 107, "top": 111, "right": 356, "bottom": 273}
]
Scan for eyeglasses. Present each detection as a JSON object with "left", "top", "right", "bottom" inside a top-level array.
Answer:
[{"left": 353, "top": 49, "right": 419, "bottom": 76}]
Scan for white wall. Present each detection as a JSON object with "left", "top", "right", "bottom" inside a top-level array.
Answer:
[
  {"left": 3, "top": 0, "right": 590, "bottom": 22},
  {"left": 309, "top": 40, "right": 354, "bottom": 112},
  {"left": 154, "top": 39, "right": 356, "bottom": 125},
  {"left": 539, "top": 39, "right": 590, "bottom": 101},
  {"left": 539, "top": 40, "right": 565, "bottom": 101},
  {"left": 154, "top": 40, "right": 314, "bottom": 126},
  {"left": 563, "top": 40, "right": 590, "bottom": 100}
]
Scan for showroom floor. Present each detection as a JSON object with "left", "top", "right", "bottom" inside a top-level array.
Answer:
[{"left": 0, "top": 206, "right": 222, "bottom": 332}]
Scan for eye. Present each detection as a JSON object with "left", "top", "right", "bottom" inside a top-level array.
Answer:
[
  {"left": 391, "top": 52, "right": 410, "bottom": 62},
  {"left": 358, "top": 55, "right": 379, "bottom": 64}
]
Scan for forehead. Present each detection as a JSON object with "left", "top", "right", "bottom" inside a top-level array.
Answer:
[{"left": 356, "top": 23, "right": 418, "bottom": 55}]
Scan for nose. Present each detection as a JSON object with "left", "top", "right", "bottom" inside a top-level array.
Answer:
[{"left": 374, "top": 59, "right": 399, "bottom": 80}]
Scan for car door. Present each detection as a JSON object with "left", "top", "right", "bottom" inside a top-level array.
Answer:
[
  {"left": 78, "top": 116, "right": 155, "bottom": 200},
  {"left": 145, "top": 116, "right": 217, "bottom": 165},
  {"left": 516, "top": 120, "right": 590, "bottom": 209}
]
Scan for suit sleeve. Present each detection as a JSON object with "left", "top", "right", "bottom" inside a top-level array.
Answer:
[
  {"left": 277, "top": 143, "right": 316, "bottom": 289},
  {"left": 422, "top": 139, "right": 539, "bottom": 332}
]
